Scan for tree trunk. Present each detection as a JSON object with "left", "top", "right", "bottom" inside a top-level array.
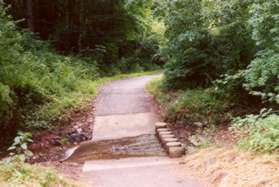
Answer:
[
  {"left": 26, "top": 0, "right": 34, "bottom": 31},
  {"left": 78, "top": 0, "right": 85, "bottom": 52},
  {"left": 65, "top": 0, "right": 70, "bottom": 29}
]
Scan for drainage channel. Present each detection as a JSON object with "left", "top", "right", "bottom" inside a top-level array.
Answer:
[{"left": 65, "top": 134, "right": 166, "bottom": 163}]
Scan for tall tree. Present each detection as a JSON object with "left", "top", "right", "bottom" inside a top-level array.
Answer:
[
  {"left": 26, "top": 0, "right": 34, "bottom": 31},
  {"left": 78, "top": 0, "right": 85, "bottom": 52}
]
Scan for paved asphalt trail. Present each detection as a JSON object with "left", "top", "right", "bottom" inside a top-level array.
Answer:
[
  {"left": 80, "top": 75, "right": 206, "bottom": 187},
  {"left": 93, "top": 75, "right": 159, "bottom": 140}
]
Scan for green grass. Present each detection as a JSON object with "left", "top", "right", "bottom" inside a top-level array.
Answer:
[
  {"left": 146, "top": 77, "right": 232, "bottom": 126},
  {"left": 0, "top": 160, "right": 75, "bottom": 187},
  {"left": 232, "top": 113, "right": 279, "bottom": 153}
]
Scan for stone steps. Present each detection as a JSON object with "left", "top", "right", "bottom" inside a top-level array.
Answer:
[{"left": 155, "top": 122, "right": 186, "bottom": 158}]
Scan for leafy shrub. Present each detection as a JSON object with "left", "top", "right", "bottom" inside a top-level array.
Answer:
[
  {"left": 244, "top": 52, "right": 279, "bottom": 103},
  {"left": 146, "top": 77, "right": 232, "bottom": 126},
  {"left": 0, "top": 4, "right": 100, "bottom": 139},
  {"left": 167, "top": 88, "right": 230, "bottom": 125},
  {"left": 0, "top": 160, "right": 74, "bottom": 186},
  {"left": 162, "top": 0, "right": 255, "bottom": 89},
  {"left": 8, "top": 131, "right": 33, "bottom": 162},
  {"left": 0, "top": 129, "right": 74, "bottom": 186},
  {"left": 243, "top": 1, "right": 279, "bottom": 103},
  {"left": 232, "top": 110, "right": 279, "bottom": 153}
]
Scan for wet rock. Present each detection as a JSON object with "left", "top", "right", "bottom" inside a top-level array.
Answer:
[
  {"left": 161, "top": 134, "right": 175, "bottom": 138},
  {"left": 194, "top": 122, "right": 204, "bottom": 128},
  {"left": 188, "top": 135, "right": 208, "bottom": 147},
  {"left": 156, "top": 128, "right": 171, "bottom": 135},
  {"left": 159, "top": 131, "right": 172, "bottom": 137},
  {"left": 50, "top": 137, "right": 62, "bottom": 146},
  {"left": 166, "top": 142, "right": 182, "bottom": 147},
  {"left": 168, "top": 146, "right": 186, "bottom": 158},
  {"left": 67, "top": 130, "right": 89, "bottom": 144},
  {"left": 155, "top": 122, "right": 167, "bottom": 129},
  {"left": 162, "top": 137, "right": 179, "bottom": 146},
  {"left": 77, "top": 128, "right": 82, "bottom": 134}
]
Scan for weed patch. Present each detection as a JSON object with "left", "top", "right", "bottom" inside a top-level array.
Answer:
[
  {"left": 146, "top": 77, "right": 232, "bottom": 127},
  {"left": 0, "top": 160, "right": 75, "bottom": 186},
  {"left": 232, "top": 111, "right": 279, "bottom": 153}
]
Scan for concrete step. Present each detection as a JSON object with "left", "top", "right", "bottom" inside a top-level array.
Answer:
[{"left": 81, "top": 157, "right": 205, "bottom": 187}]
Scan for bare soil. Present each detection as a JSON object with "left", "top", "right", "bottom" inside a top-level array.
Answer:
[
  {"left": 184, "top": 147, "right": 279, "bottom": 186},
  {"left": 29, "top": 101, "right": 95, "bottom": 163}
]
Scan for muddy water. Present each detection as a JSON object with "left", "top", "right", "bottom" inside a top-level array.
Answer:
[{"left": 66, "top": 134, "right": 166, "bottom": 163}]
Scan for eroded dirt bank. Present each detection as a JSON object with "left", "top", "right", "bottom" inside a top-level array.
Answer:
[{"left": 184, "top": 147, "right": 279, "bottom": 186}]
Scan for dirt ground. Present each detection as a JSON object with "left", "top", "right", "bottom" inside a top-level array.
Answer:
[
  {"left": 184, "top": 147, "right": 279, "bottom": 186},
  {"left": 25, "top": 100, "right": 96, "bottom": 183},
  {"left": 28, "top": 101, "right": 95, "bottom": 163}
]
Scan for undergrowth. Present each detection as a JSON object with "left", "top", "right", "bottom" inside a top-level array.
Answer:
[
  {"left": 0, "top": 131, "right": 75, "bottom": 187},
  {"left": 146, "top": 77, "right": 232, "bottom": 127},
  {"left": 147, "top": 77, "right": 279, "bottom": 154},
  {"left": 0, "top": 160, "right": 75, "bottom": 187},
  {"left": 232, "top": 110, "right": 279, "bottom": 153},
  {"left": 0, "top": 4, "right": 100, "bottom": 136}
]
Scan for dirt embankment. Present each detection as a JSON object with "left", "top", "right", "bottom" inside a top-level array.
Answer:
[{"left": 184, "top": 147, "right": 279, "bottom": 186}]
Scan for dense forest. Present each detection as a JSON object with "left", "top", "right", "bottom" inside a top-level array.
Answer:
[
  {"left": 0, "top": 0, "right": 279, "bottom": 185},
  {"left": 4, "top": 0, "right": 163, "bottom": 68}
]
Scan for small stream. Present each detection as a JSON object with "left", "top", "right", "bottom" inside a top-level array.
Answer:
[{"left": 66, "top": 134, "right": 166, "bottom": 163}]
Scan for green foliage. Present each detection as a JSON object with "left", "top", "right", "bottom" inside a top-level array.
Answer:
[
  {"left": 0, "top": 4, "right": 101, "bottom": 139},
  {"left": 168, "top": 88, "right": 230, "bottom": 125},
  {"left": 0, "top": 0, "right": 162, "bottom": 139},
  {"left": 150, "top": 0, "right": 279, "bottom": 154},
  {"left": 4, "top": 0, "right": 162, "bottom": 71},
  {"left": 0, "top": 129, "right": 74, "bottom": 186},
  {"left": 146, "top": 77, "right": 232, "bottom": 126},
  {"left": 232, "top": 110, "right": 279, "bottom": 153},
  {"left": 243, "top": 1, "right": 279, "bottom": 103},
  {"left": 161, "top": 0, "right": 255, "bottom": 89},
  {"left": 0, "top": 159, "right": 74, "bottom": 186},
  {"left": 8, "top": 131, "right": 33, "bottom": 162},
  {"left": 249, "top": 0, "right": 279, "bottom": 50},
  {"left": 145, "top": 77, "right": 172, "bottom": 106},
  {"left": 244, "top": 52, "right": 279, "bottom": 103}
]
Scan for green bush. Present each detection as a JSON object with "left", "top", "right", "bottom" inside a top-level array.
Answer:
[
  {"left": 232, "top": 111, "right": 279, "bottom": 153},
  {"left": 0, "top": 4, "right": 100, "bottom": 138},
  {"left": 146, "top": 78, "right": 232, "bottom": 126},
  {"left": 244, "top": 52, "right": 279, "bottom": 103},
  {"left": 243, "top": 1, "right": 279, "bottom": 104},
  {"left": 162, "top": 0, "right": 255, "bottom": 89},
  {"left": 167, "top": 88, "right": 230, "bottom": 125},
  {"left": 0, "top": 159, "right": 74, "bottom": 186}
]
